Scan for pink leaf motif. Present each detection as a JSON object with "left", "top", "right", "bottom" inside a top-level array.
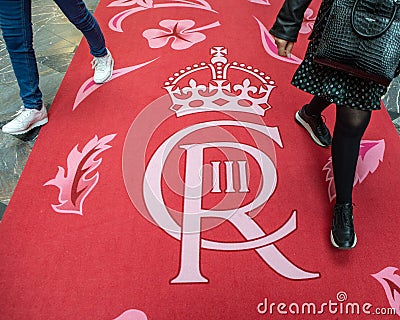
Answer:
[
  {"left": 73, "top": 59, "right": 158, "bottom": 110},
  {"left": 299, "top": 8, "right": 316, "bottom": 34},
  {"left": 108, "top": 0, "right": 153, "bottom": 7},
  {"left": 113, "top": 309, "right": 148, "bottom": 320},
  {"left": 371, "top": 267, "right": 400, "bottom": 317},
  {"left": 254, "top": 17, "right": 303, "bottom": 65},
  {"left": 44, "top": 134, "right": 117, "bottom": 215},
  {"left": 356, "top": 140, "right": 385, "bottom": 183},
  {"left": 323, "top": 139, "right": 385, "bottom": 202},
  {"left": 248, "top": 0, "right": 270, "bottom": 5}
]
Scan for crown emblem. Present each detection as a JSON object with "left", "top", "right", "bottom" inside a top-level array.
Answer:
[{"left": 164, "top": 47, "right": 276, "bottom": 117}]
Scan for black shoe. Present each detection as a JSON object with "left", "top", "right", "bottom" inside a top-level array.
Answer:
[
  {"left": 295, "top": 105, "right": 332, "bottom": 147},
  {"left": 330, "top": 203, "right": 357, "bottom": 249}
]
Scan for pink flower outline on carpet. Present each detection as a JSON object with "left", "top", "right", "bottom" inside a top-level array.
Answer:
[
  {"left": 44, "top": 134, "right": 117, "bottom": 215},
  {"left": 371, "top": 267, "right": 400, "bottom": 317},
  {"left": 113, "top": 309, "right": 148, "bottom": 320},
  {"left": 254, "top": 17, "right": 303, "bottom": 65},
  {"left": 143, "top": 19, "right": 220, "bottom": 50},
  {"left": 73, "top": 59, "right": 158, "bottom": 110},
  {"left": 323, "top": 139, "right": 385, "bottom": 202}
]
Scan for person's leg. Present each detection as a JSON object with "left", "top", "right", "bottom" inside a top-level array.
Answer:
[
  {"left": 330, "top": 105, "right": 371, "bottom": 249},
  {"left": 0, "top": 0, "right": 43, "bottom": 109},
  {"left": 53, "top": 0, "right": 114, "bottom": 83},
  {"left": 332, "top": 106, "right": 371, "bottom": 204},
  {"left": 305, "top": 96, "right": 331, "bottom": 116},
  {"left": 295, "top": 95, "right": 332, "bottom": 147},
  {"left": 0, "top": 0, "right": 47, "bottom": 135},
  {"left": 53, "top": 0, "right": 106, "bottom": 57}
]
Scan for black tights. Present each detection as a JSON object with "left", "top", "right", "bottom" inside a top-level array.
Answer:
[
  {"left": 305, "top": 95, "right": 331, "bottom": 116},
  {"left": 307, "top": 96, "right": 372, "bottom": 204}
]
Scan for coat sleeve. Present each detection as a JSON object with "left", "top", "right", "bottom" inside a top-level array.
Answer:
[{"left": 269, "top": 0, "right": 312, "bottom": 42}]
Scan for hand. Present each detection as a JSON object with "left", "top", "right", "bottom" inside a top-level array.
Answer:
[{"left": 273, "top": 37, "right": 294, "bottom": 58}]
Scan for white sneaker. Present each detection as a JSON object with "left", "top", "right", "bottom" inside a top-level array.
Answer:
[
  {"left": 2, "top": 105, "right": 48, "bottom": 135},
  {"left": 91, "top": 49, "right": 114, "bottom": 84}
]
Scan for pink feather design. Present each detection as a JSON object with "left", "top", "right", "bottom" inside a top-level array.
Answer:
[
  {"left": 113, "top": 309, "right": 148, "bottom": 320},
  {"left": 323, "top": 158, "right": 336, "bottom": 203},
  {"left": 168, "top": 0, "right": 213, "bottom": 6},
  {"left": 108, "top": 0, "right": 153, "bottom": 7},
  {"left": 371, "top": 267, "right": 400, "bottom": 317},
  {"left": 254, "top": 17, "right": 303, "bottom": 65},
  {"left": 299, "top": 8, "right": 316, "bottom": 34},
  {"left": 44, "top": 134, "right": 116, "bottom": 215},
  {"left": 73, "top": 59, "right": 158, "bottom": 110},
  {"left": 108, "top": 1, "right": 216, "bottom": 33},
  {"left": 323, "top": 139, "right": 385, "bottom": 202}
]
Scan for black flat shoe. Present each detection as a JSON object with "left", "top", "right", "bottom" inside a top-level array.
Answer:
[{"left": 330, "top": 203, "right": 357, "bottom": 249}]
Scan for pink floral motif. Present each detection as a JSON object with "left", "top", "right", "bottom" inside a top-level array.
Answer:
[
  {"left": 108, "top": 0, "right": 153, "bottom": 7},
  {"left": 143, "top": 20, "right": 219, "bottom": 50},
  {"left": 323, "top": 139, "right": 385, "bottom": 202},
  {"left": 44, "top": 134, "right": 116, "bottom": 215},
  {"left": 299, "top": 8, "right": 316, "bottom": 34},
  {"left": 371, "top": 267, "right": 400, "bottom": 317}
]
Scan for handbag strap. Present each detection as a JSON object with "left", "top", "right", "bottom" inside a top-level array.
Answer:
[{"left": 351, "top": 0, "right": 400, "bottom": 39}]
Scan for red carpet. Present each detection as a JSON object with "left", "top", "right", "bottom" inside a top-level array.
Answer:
[{"left": 1, "top": 0, "right": 400, "bottom": 319}]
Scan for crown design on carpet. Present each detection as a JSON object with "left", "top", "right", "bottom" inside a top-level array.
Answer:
[{"left": 164, "top": 46, "right": 276, "bottom": 117}]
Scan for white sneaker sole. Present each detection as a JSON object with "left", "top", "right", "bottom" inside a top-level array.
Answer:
[
  {"left": 295, "top": 111, "right": 328, "bottom": 148},
  {"left": 93, "top": 58, "right": 114, "bottom": 84},
  {"left": 330, "top": 230, "right": 357, "bottom": 250},
  {"left": 2, "top": 117, "right": 48, "bottom": 135}
]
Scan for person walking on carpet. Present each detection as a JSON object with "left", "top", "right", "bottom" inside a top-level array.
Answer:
[
  {"left": 0, "top": 0, "right": 114, "bottom": 135},
  {"left": 269, "top": 0, "right": 399, "bottom": 249}
]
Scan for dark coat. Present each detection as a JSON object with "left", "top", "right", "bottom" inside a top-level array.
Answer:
[{"left": 269, "top": 0, "right": 313, "bottom": 42}]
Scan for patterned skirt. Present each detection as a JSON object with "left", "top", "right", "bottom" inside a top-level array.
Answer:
[{"left": 291, "top": 0, "right": 390, "bottom": 111}]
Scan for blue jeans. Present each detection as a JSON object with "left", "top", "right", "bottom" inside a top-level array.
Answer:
[
  {"left": 0, "top": 0, "right": 107, "bottom": 109},
  {"left": 54, "top": 0, "right": 107, "bottom": 58}
]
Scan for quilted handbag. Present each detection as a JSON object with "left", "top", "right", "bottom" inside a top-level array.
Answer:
[{"left": 314, "top": 0, "right": 400, "bottom": 86}]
